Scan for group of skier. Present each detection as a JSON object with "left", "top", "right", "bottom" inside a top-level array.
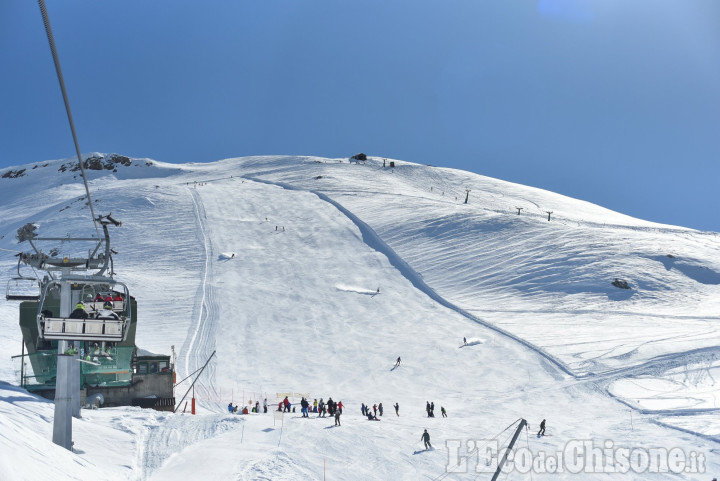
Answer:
[{"left": 425, "top": 401, "right": 447, "bottom": 418}]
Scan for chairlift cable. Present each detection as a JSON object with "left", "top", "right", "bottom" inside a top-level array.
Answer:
[{"left": 37, "top": 0, "right": 100, "bottom": 238}]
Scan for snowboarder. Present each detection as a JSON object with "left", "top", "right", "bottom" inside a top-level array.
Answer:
[
  {"left": 394, "top": 402, "right": 399, "bottom": 416},
  {"left": 441, "top": 406, "right": 447, "bottom": 418},
  {"left": 378, "top": 402, "right": 384, "bottom": 416},
  {"left": 394, "top": 356, "right": 401, "bottom": 368},
  {"left": 538, "top": 419, "right": 546, "bottom": 436},
  {"left": 421, "top": 429, "right": 432, "bottom": 449}
]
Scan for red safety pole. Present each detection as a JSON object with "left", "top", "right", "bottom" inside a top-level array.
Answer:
[
  {"left": 182, "top": 401, "right": 188, "bottom": 413},
  {"left": 191, "top": 385, "right": 196, "bottom": 415}
]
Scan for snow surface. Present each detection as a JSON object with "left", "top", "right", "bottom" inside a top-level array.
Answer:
[{"left": 0, "top": 154, "right": 718, "bottom": 480}]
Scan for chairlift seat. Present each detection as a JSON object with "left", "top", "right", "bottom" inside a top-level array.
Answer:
[
  {"left": 40, "top": 317, "right": 126, "bottom": 342},
  {"left": 6, "top": 294, "right": 41, "bottom": 301}
]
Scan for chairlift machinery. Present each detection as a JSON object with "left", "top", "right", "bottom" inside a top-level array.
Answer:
[{"left": 16, "top": 215, "right": 132, "bottom": 344}]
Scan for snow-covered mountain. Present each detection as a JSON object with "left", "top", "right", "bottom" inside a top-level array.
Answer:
[{"left": 0, "top": 154, "right": 718, "bottom": 480}]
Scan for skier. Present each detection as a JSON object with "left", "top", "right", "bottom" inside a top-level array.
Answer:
[
  {"left": 426, "top": 401, "right": 431, "bottom": 417},
  {"left": 394, "top": 356, "right": 401, "bottom": 368},
  {"left": 441, "top": 406, "right": 447, "bottom": 418},
  {"left": 538, "top": 419, "right": 546, "bottom": 436},
  {"left": 69, "top": 302, "right": 88, "bottom": 319},
  {"left": 361, "top": 403, "right": 366, "bottom": 416},
  {"left": 263, "top": 398, "right": 268, "bottom": 413},
  {"left": 97, "top": 302, "right": 119, "bottom": 320},
  {"left": 378, "top": 403, "right": 384, "bottom": 416},
  {"left": 318, "top": 398, "right": 325, "bottom": 417},
  {"left": 313, "top": 398, "right": 318, "bottom": 413},
  {"left": 421, "top": 429, "right": 432, "bottom": 450},
  {"left": 337, "top": 401, "right": 343, "bottom": 414},
  {"left": 283, "top": 396, "right": 291, "bottom": 413},
  {"left": 430, "top": 402, "right": 435, "bottom": 417},
  {"left": 373, "top": 404, "right": 377, "bottom": 417},
  {"left": 394, "top": 402, "right": 399, "bottom": 416},
  {"left": 463, "top": 337, "right": 467, "bottom": 345},
  {"left": 300, "top": 398, "right": 309, "bottom": 417},
  {"left": 334, "top": 409, "right": 341, "bottom": 426},
  {"left": 227, "top": 403, "right": 234, "bottom": 414}
]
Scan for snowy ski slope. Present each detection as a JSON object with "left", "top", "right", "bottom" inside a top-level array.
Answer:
[{"left": 0, "top": 154, "right": 718, "bottom": 480}]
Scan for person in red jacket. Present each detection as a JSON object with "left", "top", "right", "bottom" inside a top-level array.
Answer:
[{"left": 337, "top": 401, "right": 343, "bottom": 414}]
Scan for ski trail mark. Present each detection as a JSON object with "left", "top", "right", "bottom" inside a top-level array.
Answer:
[
  {"left": 243, "top": 174, "right": 573, "bottom": 377},
  {"left": 179, "top": 188, "right": 220, "bottom": 407}
]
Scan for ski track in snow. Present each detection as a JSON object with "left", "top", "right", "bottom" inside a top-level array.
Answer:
[
  {"left": 137, "top": 414, "right": 242, "bottom": 480},
  {"left": 244, "top": 174, "right": 574, "bottom": 377},
  {"left": 245, "top": 172, "right": 720, "bottom": 424},
  {"left": 179, "top": 188, "right": 220, "bottom": 408}
]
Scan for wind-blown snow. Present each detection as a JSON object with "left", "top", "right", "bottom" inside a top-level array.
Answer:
[{"left": 0, "top": 154, "right": 717, "bottom": 480}]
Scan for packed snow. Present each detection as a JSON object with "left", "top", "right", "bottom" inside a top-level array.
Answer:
[{"left": 0, "top": 154, "right": 718, "bottom": 480}]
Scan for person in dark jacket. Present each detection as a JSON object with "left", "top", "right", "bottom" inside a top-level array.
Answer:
[
  {"left": 421, "top": 429, "right": 432, "bottom": 449},
  {"left": 361, "top": 403, "right": 366, "bottom": 416},
  {"left": 300, "top": 398, "right": 309, "bottom": 417},
  {"left": 394, "top": 403, "right": 399, "bottom": 416},
  {"left": 378, "top": 402, "right": 384, "bottom": 416},
  {"left": 538, "top": 419, "right": 546, "bottom": 436},
  {"left": 69, "top": 302, "right": 88, "bottom": 319}
]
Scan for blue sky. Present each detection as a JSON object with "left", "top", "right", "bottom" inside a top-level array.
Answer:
[{"left": 2, "top": 0, "right": 719, "bottom": 231}]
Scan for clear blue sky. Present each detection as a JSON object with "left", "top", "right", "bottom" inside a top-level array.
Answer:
[{"left": 2, "top": 0, "right": 719, "bottom": 231}]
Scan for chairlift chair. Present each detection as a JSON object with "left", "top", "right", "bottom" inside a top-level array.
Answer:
[{"left": 6, "top": 277, "right": 40, "bottom": 301}]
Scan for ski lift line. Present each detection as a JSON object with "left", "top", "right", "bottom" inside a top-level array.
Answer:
[
  {"left": 37, "top": 0, "right": 100, "bottom": 238},
  {"left": 173, "top": 365, "right": 206, "bottom": 387},
  {"left": 430, "top": 418, "right": 524, "bottom": 481}
]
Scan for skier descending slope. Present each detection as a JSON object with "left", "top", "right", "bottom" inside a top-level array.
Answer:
[{"left": 421, "top": 429, "right": 432, "bottom": 450}]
